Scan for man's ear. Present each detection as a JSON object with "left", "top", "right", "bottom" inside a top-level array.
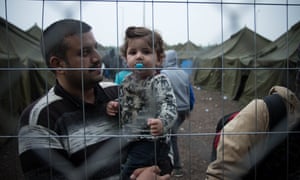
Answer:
[{"left": 49, "top": 56, "right": 65, "bottom": 73}]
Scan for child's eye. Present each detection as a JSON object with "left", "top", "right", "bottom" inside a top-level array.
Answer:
[
  {"left": 142, "top": 48, "right": 152, "bottom": 55},
  {"left": 128, "top": 50, "right": 137, "bottom": 55}
]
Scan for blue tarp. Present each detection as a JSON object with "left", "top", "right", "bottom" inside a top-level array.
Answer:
[{"left": 180, "top": 59, "right": 193, "bottom": 76}]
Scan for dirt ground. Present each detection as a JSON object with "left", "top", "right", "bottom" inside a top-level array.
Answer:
[
  {"left": 0, "top": 87, "right": 240, "bottom": 180},
  {"left": 173, "top": 87, "right": 240, "bottom": 179}
]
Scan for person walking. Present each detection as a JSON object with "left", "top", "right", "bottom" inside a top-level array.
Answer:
[{"left": 161, "top": 49, "right": 195, "bottom": 177}]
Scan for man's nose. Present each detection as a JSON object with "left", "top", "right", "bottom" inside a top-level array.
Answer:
[{"left": 92, "top": 49, "right": 101, "bottom": 62}]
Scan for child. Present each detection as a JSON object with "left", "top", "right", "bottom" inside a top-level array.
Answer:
[{"left": 118, "top": 26, "right": 177, "bottom": 179}]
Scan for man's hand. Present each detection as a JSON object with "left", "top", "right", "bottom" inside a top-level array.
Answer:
[{"left": 130, "top": 166, "right": 171, "bottom": 180}]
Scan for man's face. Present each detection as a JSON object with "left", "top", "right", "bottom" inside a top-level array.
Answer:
[{"left": 63, "top": 31, "right": 103, "bottom": 89}]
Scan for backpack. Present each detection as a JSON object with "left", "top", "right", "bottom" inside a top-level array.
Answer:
[
  {"left": 189, "top": 84, "right": 195, "bottom": 111},
  {"left": 210, "top": 93, "right": 300, "bottom": 179}
]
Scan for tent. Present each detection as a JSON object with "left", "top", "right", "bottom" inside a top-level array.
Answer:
[
  {"left": 168, "top": 40, "right": 212, "bottom": 80},
  {"left": 26, "top": 23, "right": 42, "bottom": 40},
  {"left": 193, "top": 27, "right": 271, "bottom": 99},
  {"left": 238, "top": 21, "right": 300, "bottom": 106},
  {"left": 176, "top": 40, "right": 201, "bottom": 60},
  {"left": 0, "top": 17, "right": 54, "bottom": 144}
]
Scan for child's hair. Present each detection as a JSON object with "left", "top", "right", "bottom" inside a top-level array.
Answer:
[{"left": 121, "top": 26, "right": 165, "bottom": 58}]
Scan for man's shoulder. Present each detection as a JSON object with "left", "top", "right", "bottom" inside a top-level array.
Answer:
[
  {"left": 99, "top": 81, "right": 119, "bottom": 100},
  {"left": 99, "top": 81, "right": 118, "bottom": 88},
  {"left": 19, "top": 87, "right": 63, "bottom": 127}
]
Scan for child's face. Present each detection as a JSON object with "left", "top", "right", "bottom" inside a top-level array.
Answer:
[{"left": 125, "top": 38, "right": 162, "bottom": 79}]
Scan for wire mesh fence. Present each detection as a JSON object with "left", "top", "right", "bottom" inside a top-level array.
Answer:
[{"left": 0, "top": 0, "right": 300, "bottom": 179}]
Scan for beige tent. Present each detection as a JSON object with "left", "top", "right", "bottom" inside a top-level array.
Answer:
[
  {"left": 238, "top": 21, "right": 300, "bottom": 106},
  {"left": 193, "top": 26, "right": 271, "bottom": 99},
  {"left": 0, "top": 17, "right": 54, "bottom": 143}
]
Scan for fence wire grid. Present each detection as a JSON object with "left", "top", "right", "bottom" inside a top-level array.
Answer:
[{"left": 0, "top": 0, "right": 300, "bottom": 179}]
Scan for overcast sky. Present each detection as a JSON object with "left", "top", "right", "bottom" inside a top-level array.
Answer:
[{"left": 1, "top": 0, "right": 299, "bottom": 47}]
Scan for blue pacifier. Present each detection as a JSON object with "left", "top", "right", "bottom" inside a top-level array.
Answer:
[{"left": 135, "top": 63, "right": 144, "bottom": 69}]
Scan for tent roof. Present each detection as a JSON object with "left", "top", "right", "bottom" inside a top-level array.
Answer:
[
  {"left": 169, "top": 40, "right": 205, "bottom": 60},
  {"left": 26, "top": 23, "right": 42, "bottom": 40},
  {"left": 237, "top": 21, "right": 300, "bottom": 106},
  {"left": 245, "top": 21, "right": 300, "bottom": 65},
  {"left": 199, "top": 26, "right": 271, "bottom": 60},
  {"left": 177, "top": 40, "right": 199, "bottom": 52},
  {"left": 0, "top": 17, "right": 43, "bottom": 65}
]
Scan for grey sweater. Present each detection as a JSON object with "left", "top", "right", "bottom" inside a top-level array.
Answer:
[{"left": 161, "top": 50, "right": 191, "bottom": 111}]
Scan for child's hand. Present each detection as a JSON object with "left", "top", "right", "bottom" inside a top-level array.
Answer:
[
  {"left": 106, "top": 101, "right": 119, "bottom": 116},
  {"left": 147, "top": 118, "right": 163, "bottom": 136}
]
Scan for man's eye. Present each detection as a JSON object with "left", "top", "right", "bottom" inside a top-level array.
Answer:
[{"left": 82, "top": 49, "right": 90, "bottom": 56}]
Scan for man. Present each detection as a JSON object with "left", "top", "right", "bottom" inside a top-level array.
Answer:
[
  {"left": 130, "top": 166, "right": 171, "bottom": 180},
  {"left": 161, "top": 49, "right": 195, "bottom": 177},
  {"left": 18, "top": 19, "right": 172, "bottom": 180},
  {"left": 18, "top": 19, "right": 124, "bottom": 180}
]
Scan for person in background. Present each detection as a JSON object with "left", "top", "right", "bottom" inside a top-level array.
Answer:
[
  {"left": 161, "top": 49, "right": 195, "bottom": 177},
  {"left": 206, "top": 43, "right": 300, "bottom": 180},
  {"left": 109, "top": 26, "right": 177, "bottom": 180},
  {"left": 17, "top": 19, "right": 126, "bottom": 180},
  {"left": 114, "top": 57, "right": 132, "bottom": 85},
  {"left": 206, "top": 85, "right": 300, "bottom": 180}
]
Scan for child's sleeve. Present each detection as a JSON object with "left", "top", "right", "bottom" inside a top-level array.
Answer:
[{"left": 152, "top": 74, "right": 177, "bottom": 134}]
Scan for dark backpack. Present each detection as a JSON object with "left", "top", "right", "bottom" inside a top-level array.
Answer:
[{"left": 211, "top": 93, "right": 300, "bottom": 179}]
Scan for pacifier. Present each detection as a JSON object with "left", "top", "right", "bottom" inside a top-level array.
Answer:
[{"left": 135, "top": 63, "right": 144, "bottom": 69}]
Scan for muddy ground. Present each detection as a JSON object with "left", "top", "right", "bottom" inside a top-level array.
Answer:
[{"left": 173, "top": 87, "right": 240, "bottom": 179}]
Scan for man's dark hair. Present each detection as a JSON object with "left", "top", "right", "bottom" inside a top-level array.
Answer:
[{"left": 40, "top": 19, "right": 92, "bottom": 67}]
